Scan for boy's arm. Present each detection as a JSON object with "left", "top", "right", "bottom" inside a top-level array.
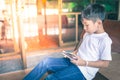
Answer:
[
  {"left": 71, "top": 50, "right": 78, "bottom": 55},
  {"left": 74, "top": 30, "right": 85, "bottom": 51},
  {"left": 84, "top": 60, "right": 110, "bottom": 68},
  {"left": 71, "top": 57, "right": 110, "bottom": 68}
]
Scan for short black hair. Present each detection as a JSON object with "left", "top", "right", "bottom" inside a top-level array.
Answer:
[{"left": 81, "top": 3, "right": 105, "bottom": 22}]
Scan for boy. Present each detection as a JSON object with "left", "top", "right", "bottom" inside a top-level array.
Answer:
[{"left": 23, "top": 3, "right": 112, "bottom": 80}]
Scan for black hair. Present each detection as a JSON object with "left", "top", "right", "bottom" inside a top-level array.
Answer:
[{"left": 81, "top": 3, "right": 105, "bottom": 22}]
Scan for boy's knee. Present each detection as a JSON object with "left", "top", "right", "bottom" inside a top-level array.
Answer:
[{"left": 43, "top": 57, "right": 51, "bottom": 65}]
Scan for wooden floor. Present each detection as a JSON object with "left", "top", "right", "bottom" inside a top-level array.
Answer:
[{"left": 0, "top": 53, "right": 120, "bottom": 80}]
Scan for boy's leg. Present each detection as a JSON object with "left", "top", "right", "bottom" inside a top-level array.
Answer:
[
  {"left": 45, "top": 65, "right": 86, "bottom": 80},
  {"left": 23, "top": 57, "right": 71, "bottom": 80}
]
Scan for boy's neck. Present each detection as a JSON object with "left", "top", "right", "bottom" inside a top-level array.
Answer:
[
  {"left": 95, "top": 30, "right": 105, "bottom": 34},
  {"left": 95, "top": 25, "right": 105, "bottom": 34}
]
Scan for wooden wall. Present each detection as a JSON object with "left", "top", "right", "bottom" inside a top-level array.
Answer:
[{"left": 103, "top": 20, "right": 120, "bottom": 53}]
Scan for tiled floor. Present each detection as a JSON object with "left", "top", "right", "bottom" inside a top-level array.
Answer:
[
  {"left": 0, "top": 46, "right": 74, "bottom": 74},
  {"left": 0, "top": 52, "right": 120, "bottom": 80}
]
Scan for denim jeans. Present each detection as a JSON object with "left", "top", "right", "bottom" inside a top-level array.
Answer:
[{"left": 23, "top": 57, "right": 86, "bottom": 80}]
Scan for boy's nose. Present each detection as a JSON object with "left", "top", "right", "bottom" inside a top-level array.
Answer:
[{"left": 83, "top": 26, "right": 86, "bottom": 30}]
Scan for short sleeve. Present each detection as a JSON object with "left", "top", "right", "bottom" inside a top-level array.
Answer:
[{"left": 99, "top": 37, "right": 112, "bottom": 61}]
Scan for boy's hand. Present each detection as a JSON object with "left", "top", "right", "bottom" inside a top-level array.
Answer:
[{"left": 71, "top": 56, "right": 86, "bottom": 66}]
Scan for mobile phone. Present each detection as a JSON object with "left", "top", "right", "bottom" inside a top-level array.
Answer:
[{"left": 62, "top": 51, "right": 78, "bottom": 60}]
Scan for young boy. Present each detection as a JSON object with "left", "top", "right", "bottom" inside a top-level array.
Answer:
[{"left": 23, "top": 3, "right": 112, "bottom": 80}]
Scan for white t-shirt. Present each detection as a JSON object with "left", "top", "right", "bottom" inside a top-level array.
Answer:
[{"left": 77, "top": 32, "right": 112, "bottom": 80}]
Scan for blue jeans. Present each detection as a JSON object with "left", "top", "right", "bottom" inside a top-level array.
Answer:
[{"left": 23, "top": 57, "right": 86, "bottom": 80}]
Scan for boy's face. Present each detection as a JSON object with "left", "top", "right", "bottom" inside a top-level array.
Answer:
[{"left": 82, "top": 18, "right": 99, "bottom": 34}]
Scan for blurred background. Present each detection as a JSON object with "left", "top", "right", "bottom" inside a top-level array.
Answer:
[{"left": 0, "top": 0, "right": 120, "bottom": 74}]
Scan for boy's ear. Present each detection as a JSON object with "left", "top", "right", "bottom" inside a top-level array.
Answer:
[{"left": 97, "top": 19, "right": 102, "bottom": 25}]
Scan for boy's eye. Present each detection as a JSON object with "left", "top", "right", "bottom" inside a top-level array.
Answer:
[{"left": 84, "top": 25, "right": 88, "bottom": 27}]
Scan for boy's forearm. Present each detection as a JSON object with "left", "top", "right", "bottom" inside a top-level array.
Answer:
[
  {"left": 85, "top": 60, "right": 110, "bottom": 68},
  {"left": 72, "top": 50, "right": 78, "bottom": 55},
  {"left": 75, "top": 59, "right": 110, "bottom": 68}
]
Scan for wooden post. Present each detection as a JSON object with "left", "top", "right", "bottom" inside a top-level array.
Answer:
[
  {"left": 118, "top": 0, "right": 120, "bottom": 20},
  {"left": 42, "top": 0, "right": 47, "bottom": 35},
  {"left": 58, "top": 0, "right": 63, "bottom": 46},
  {"left": 16, "top": 0, "right": 27, "bottom": 69}
]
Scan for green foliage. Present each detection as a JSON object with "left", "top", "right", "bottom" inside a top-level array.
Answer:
[
  {"left": 47, "top": 0, "right": 118, "bottom": 13},
  {"left": 63, "top": 0, "right": 117, "bottom": 13},
  {"left": 62, "top": 0, "right": 91, "bottom": 12},
  {"left": 96, "top": 0, "right": 117, "bottom": 12}
]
